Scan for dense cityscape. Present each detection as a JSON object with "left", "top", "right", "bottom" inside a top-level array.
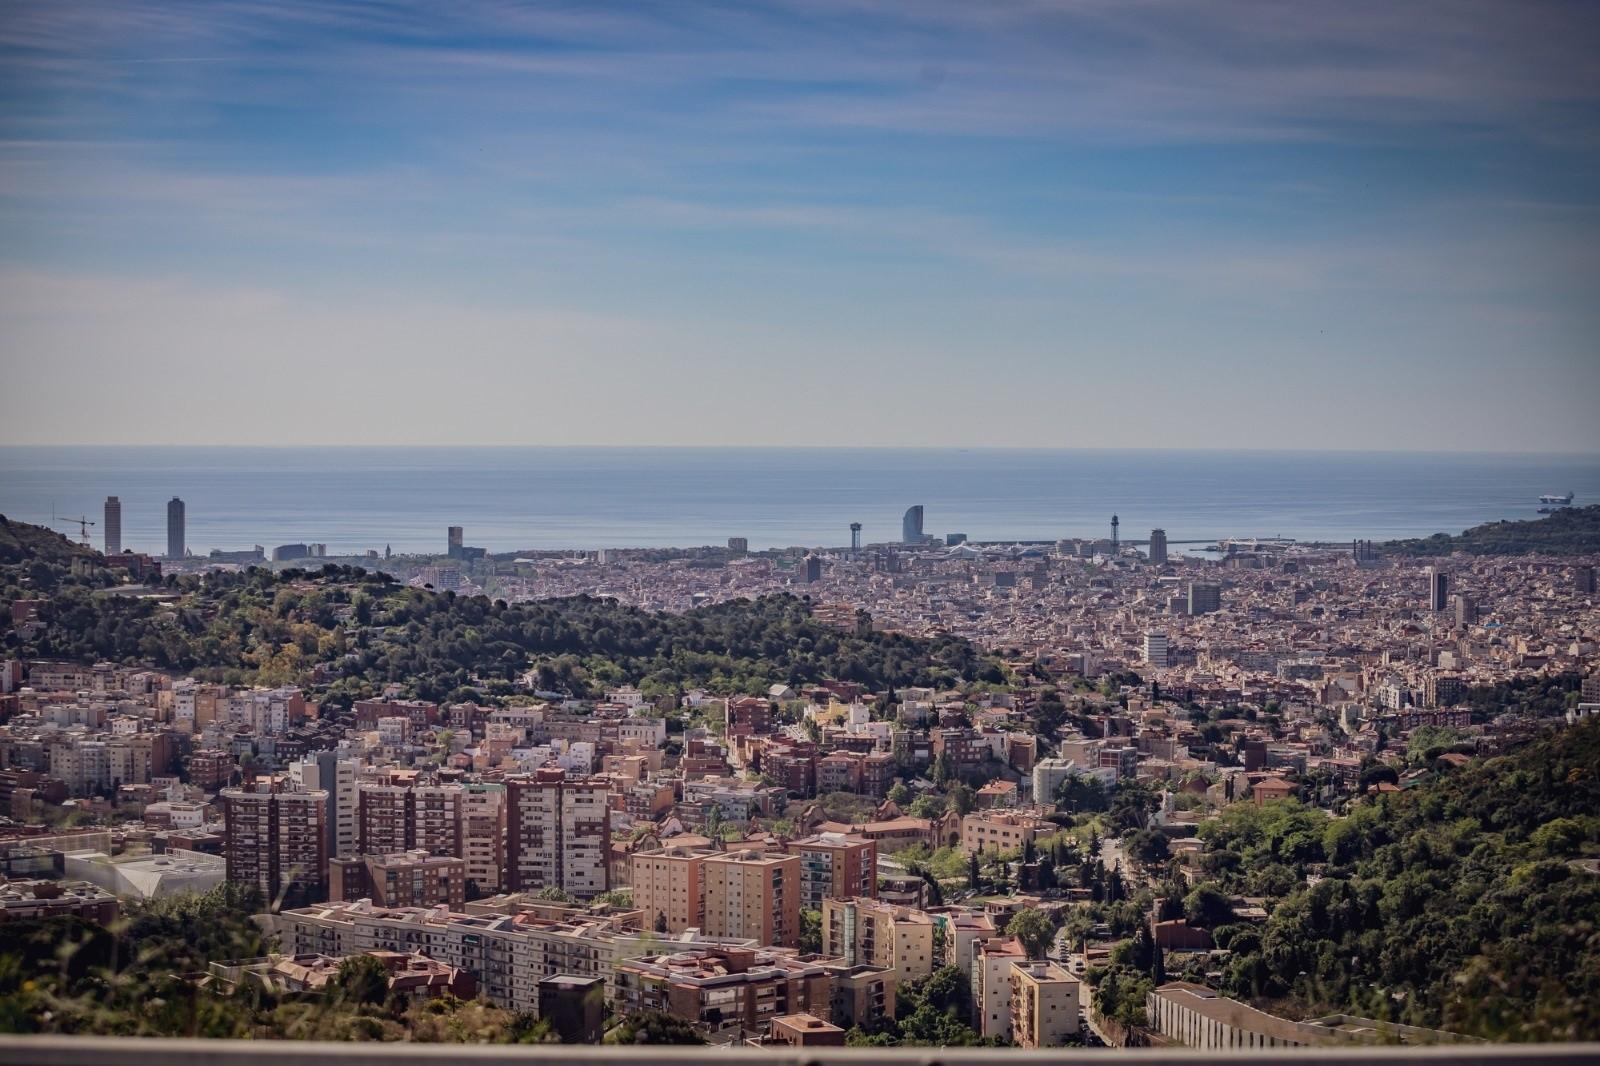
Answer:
[
  {"left": 1, "top": 498, "right": 1596, "bottom": 1049},
  {"left": 3, "top": 0, "right": 1599, "bottom": 1060}
]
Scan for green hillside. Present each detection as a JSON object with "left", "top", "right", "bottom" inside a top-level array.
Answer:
[
  {"left": 2, "top": 552, "right": 1004, "bottom": 701},
  {"left": 1198, "top": 718, "right": 1600, "bottom": 1040},
  {"left": 1384, "top": 504, "right": 1600, "bottom": 557},
  {"left": 0, "top": 515, "right": 98, "bottom": 566}
]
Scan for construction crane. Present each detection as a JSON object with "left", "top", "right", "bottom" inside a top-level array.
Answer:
[{"left": 56, "top": 515, "right": 96, "bottom": 547}]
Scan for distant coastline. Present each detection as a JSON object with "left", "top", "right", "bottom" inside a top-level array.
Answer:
[{"left": 2, "top": 445, "right": 1597, "bottom": 557}]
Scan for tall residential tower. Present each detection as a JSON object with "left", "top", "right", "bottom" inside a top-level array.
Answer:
[
  {"left": 166, "top": 497, "right": 185, "bottom": 559},
  {"left": 103, "top": 496, "right": 121, "bottom": 555}
]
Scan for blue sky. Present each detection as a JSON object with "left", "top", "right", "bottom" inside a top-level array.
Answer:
[{"left": 2, "top": 0, "right": 1597, "bottom": 451}]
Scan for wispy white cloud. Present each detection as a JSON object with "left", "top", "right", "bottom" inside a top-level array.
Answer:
[
  {"left": 1, "top": 1, "right": 1596, "bottom": 452},
  {"left": 5, "top": 0, "right": 1598, "bottom": 145}
]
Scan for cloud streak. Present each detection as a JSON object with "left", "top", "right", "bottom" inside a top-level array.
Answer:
[{"left": 0, "top": 1, "right": 1596, "bottom": 452}]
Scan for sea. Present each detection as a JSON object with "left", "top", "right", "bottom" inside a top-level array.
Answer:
[{"left": 0, "top": 446, "right": 1597, "bottom": 557}]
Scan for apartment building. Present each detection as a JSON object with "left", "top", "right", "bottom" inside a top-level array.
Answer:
[
  {"left": 726, "top": 696, "right": 773, "bottom": 735},
  {"left": 822, "top": 961, "right": 897, "bottom": 1031},
  {"left": 221, "top": 778, "right": 329, "bottom": 907},
  {"left": 703, "top": 849, "right": 799, "bottom": 948},
  {"left": 960, "top": 811, "right": 1049, "bottom": 858},
  {"left": 0, "top": 879, "right": 121, "bottom": 924},
  {"left": 787, "top": 832, "right": 876, "bottom": 909},
  {"left": 621, "top": 781, "right": 676, "bottom": 820},
  {"left": 186, "top": 748, "right": 234, "bottom": 791},
  {"left": 281, "top": 901, "right": 602, "bottom": 1013},
  {"left": 612, "top": 947, "right": 832, "bottom": 1036},
  {"left": 971, "top": 936, "right": 1027, "bottom": 1040},
  {"left": 462, "top": 785, "right": 505, "bottom": 894},
  {"left": 506, "top": 768, "right": 611, "bottom": 898},
  {"left": 353, "top": 699, "right": 440, "bottom": 729},
  {"left": 1009, "top": 960, "right": 1080, "bottom": 1048},
  {"left": 821, "top": 897, "right": 936, "bottom": 986},
  {"left": 280, "top": 899, "right": 746, "bottom": 1016},
  {"left": 330, "top": 851, "right": 466, "bottom": 909},
  {"left": 357, "top": 784, "right": 465, "bottom": 857},
  {"left": 293, "top": 753, "right": 360, "bottom": 859},
  {"left": 631, "top": 846, "right": 706, "bottom": 934},
  {"left": 46, "top": 733, "right": 180, "bottom": 795}
]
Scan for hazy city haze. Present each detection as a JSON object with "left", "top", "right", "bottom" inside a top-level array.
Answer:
[{"left": 2, "top": 1, "right": 1598, "bottom": 451}]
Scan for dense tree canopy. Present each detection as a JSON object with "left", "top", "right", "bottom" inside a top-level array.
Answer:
[
  {"left": 0, "top": 884, "right": 554, "bottom": 1042},
  {"left": 1383, "top": 505, "right": 1600, "bottom": 557},
  {"left": 1, "top": 551, "right": 1005, "bottom": 700},
  {"left": 1204, "top": 720, "right": 1600, "bottom": 1041}
]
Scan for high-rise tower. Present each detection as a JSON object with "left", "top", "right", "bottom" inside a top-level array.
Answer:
[
  {"left": 1110, "top": 514, "right": 1119, "bottom": 553},
  {"left": 103, "top": 496, "right": 122, "bottom": 555},
  {"left": 1148, "top": 528, "right": 1167, "bottom": 564},
  {"left": 447, "top": 526, "right": 464, "bottom": 558},
  {"left": 850, "top": 523, "right": 862, "bottom": 552},
  {"left": 506, "top": 768, "right": 610, "bottom": 898},
  {"left": 1426, "top": 566, "right": 1449, "bottom": 611},
  {"left": 902, "top": 506, "right": 924, "bottom": 544},
  {"left": 1187, "top": 581, "right": 1221, "bottom": 615},
  {"left": 166, "top": 497, "right": 185, "bottom": 559},
  {"left": 1143, "top": 630, "right": 1169, "bottom": 669}
]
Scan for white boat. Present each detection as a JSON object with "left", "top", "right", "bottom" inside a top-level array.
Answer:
[{"left": 1539, "top": 492, "right": 1574, "bottom": 506}]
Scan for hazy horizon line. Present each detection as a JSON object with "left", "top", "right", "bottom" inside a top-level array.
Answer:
[{"left": 3, "top": 442, "right": 1598, "bottom": 459}]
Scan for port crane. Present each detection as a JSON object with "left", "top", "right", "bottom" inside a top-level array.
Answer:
[{"left": 55, "top": 515, "right": 96, "bottom": 547}]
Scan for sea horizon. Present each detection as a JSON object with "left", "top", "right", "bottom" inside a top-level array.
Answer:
[
  {"left": 5, "top": 443, "right": 1600, "bottom": 457},
  {"left": 3, "top": 445, "right": 1597, "bottom": 558}
]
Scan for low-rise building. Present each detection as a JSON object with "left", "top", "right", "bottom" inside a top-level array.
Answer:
[
  {"left": 960, "top": 810, "right": 1049, "bottom": 857},
  {"left": 766, "top": 1012, "right": 846, "bottom": 1048},
  {"left": 612, "top": 947, "right": 833, "bottom": 1037},
  {"left": 329, "top": 850, "right": 466, "bottom": 909},
  {"left": 0, "top": 879, "right": 120, "bottom": 924},
  {"left": 821, "top": 961, "right": 896, "bottom": 1032}
]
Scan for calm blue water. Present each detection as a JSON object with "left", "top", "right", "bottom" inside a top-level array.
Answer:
[{"left": 0, "top": 447, "right": 1596, "bottom": 556}]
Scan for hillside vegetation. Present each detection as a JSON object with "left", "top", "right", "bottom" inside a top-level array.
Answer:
[
  {"left": 0, "top": 515, "right": 97, "bottom": 566},
  {"left": 1190, "top": 719, "right": 1600, "bottom": 1041},
  {"left": 0, "top": 885, "right": 554, "bottom": 1041},
  {"left": 0, "top": 517, "right": 1003, "bottom": 700},
  {"left": 1384, "top": 505, "right": 1600, "bottom": 557}
]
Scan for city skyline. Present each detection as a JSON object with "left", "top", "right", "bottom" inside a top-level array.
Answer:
[
  {"left": 5, "top": 445, "right": 1597, "bottom": 557},
  {"left": 2, "top": 1, "right": 1599, "bottom": 453}
]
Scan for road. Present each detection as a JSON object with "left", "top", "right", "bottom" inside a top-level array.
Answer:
[
  {"left": 1099, "top": 834, "right": 1126, "bottom": 874},
  {"left": 1083, "top": 1007, "right": 1115, "bottom": 1047}
]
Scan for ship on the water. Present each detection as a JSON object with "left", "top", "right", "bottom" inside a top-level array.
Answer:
[{"left": 1539, "top": 492, "right": 1575, "bottom": 506}]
